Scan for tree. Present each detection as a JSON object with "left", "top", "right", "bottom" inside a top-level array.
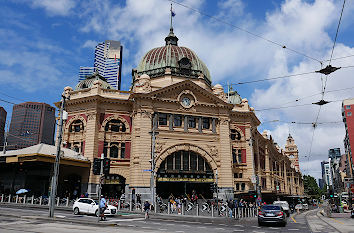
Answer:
[{"left": 303, "top": 175, "right": 321, "bottom": 199}]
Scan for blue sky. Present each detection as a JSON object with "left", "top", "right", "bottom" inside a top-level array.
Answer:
[{"left": 1, "top": 0, "right": 354, "bottom": 179}]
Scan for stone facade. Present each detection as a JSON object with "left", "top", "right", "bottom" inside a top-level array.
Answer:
[{"left": 57, "top": 30, "right": 304, "bottom": 200}]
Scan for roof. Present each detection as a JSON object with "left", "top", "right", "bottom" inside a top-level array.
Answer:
[
  {"left": 75, "top": 72, "right": 113, "bottom": 91},
  {"left": 0, "top": 143, "right": 88, "bottom": 162},
  {"left": 136, "top": 29, "right": 211, "bottom": 84}
]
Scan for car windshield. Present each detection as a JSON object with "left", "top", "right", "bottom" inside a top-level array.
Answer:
[{"left": 262, "top": 205, "right": 281, "bottom": 211}]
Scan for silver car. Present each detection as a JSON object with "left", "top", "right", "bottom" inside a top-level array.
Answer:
[{"left": 258, "top": 204, "right": 287, "bottom": 227}]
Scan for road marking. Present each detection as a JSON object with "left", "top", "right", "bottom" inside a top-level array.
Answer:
[
  {"left": 288, "top": 229, "right": 299, "bottom": 231},
  {"left": 108, "top": 218, "right": 145, "bottom": 222},
  {"left": 197, "top": 226, "right": 207, "bottom": 229},
  {"left": 291, "top": 216, "right": 297, "bottom": 223},
  {"left": 215, "top": 228, "right": 225, "bottom": 230},
  {"left": 329, "top": 218, "right": 344, "bottom": 224},
  {"left": 166, "top": 223, "right": 175, "bottom": 226},
  {"left": 205, "top": 222, "right": 212, "bottom": 224},
  {"left": 142, "top": 227, "right": 152, "bottom": 229},
  {"left": 219, "top": 224, "right": 227, "bottom": 226},
  {"left": 233, "top": 230, "right": 244, "bottom": 232},
  {"left": 234, "top": 225, "right": 244, "bottom": 227},
  {"left": 270, "top": 227, "right": 280, "bottom": 230},
  {"left": 175, "top": 231, "right": 185, "bottom": 233},
  {"left": 127, "top": 224, "right": 135, "bottom": 227},
  {"left": 159, "top": 229, "right": 167, "bottom": 231}
]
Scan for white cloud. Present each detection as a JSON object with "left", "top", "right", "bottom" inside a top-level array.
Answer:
[
  {"left": 31, "top": 0, "right": 76, "bottom": 16},
  {"left": 82, "top": 40, "right": 98, "bottom": 49}
]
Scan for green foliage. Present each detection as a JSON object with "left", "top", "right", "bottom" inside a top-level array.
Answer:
[{"left": 303, "top": 175, "right": 322, "bottom": 199}]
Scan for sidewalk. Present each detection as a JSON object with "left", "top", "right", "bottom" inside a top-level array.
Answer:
[{"left": 317, "top": 210, "right": 354, "bottom": 233}]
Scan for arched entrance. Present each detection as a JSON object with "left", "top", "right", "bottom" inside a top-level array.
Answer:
[
  {"left": 156, "top": 150, "right": 214, "bottom": 199},
  {"left": 102, "top": 174, "right": 125, "bottom": 198}
]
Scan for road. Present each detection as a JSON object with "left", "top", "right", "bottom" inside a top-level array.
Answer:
[{"left": 0, "top": 205, "right": 350, "bottom": 232}]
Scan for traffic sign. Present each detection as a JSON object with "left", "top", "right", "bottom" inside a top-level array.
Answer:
[
  {"left": 251, "top": 175, "right": 256, "bottom": 184},
  {"left": 202, "top": 204, "right": 208, "bottom": 211},
  {"left": 220, "top": 205, "right": 226, "bottom": 212},
  {"left": 143, "top": 169, "right": 152, "bottom": 172},
  {"left": 187, "top": 203, "right": 193, "bottom": 211}
]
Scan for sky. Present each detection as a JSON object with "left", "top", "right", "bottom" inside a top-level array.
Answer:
[{"left": 1, "top": 0, "right": 354, "bottom": 180}]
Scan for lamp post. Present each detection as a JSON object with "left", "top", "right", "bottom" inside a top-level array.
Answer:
[
  {"left": 49, "top": 94, "right": 68, "bottom": 218},
  {"left": 149, "top": 114, "right": 158, "bottom": 208}
]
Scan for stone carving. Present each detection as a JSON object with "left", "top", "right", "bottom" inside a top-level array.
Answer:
[
  {"left": 133, "top": 74, "right": 151, "bottom": 93},
  {"left": 207, "top": 145, "right": 218, "bottom": 157},
  {"left": 155, "top": 142, "right": 166, "bottom": 154},
  {"left": 212, "top": 84, "right": 227, "bottom": 101}
]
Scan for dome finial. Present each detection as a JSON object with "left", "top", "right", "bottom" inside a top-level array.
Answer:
[{"left": 165, "top": 3, "right": 178, "bottom": 46}]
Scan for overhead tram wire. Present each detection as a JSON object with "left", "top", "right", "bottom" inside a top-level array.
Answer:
[
  {"left": 169, "top": 0, "right": 322, "bottom": 64},
  {"left": 255, "top": 99, "right": 343, "bottom": 112}
]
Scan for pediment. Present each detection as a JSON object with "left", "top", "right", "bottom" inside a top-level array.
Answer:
[{"left": 132, "top": 80, "right": 233, "bottom": 109}]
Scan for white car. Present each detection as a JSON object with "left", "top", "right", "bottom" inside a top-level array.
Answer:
[
  {"left": 273, "top": 201, "right": 290, "bottom": 217},
  {"left": 295, "top": 204, "right": 303, "bottom": 210},
  {"left": 302, "top": 203, "right": 309, "bottom": 210},
  {"left": 73, "top": 198, "right": 117, "bottom": 216}
]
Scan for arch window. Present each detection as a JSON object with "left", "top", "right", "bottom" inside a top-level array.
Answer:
[
  {"left": 104, "top": 142, "right": 127, "bottom": 159},
  {"left": 110, "top": 145, "right": 119, "bottom": 158},
  {"left": 158, "top": 150, "right": 213, "bottom": 173},
  {"left": 70, "top": 120, "right": 84, "bottom": 132},
  {"left": 105, "top": 119, "right": 126, "bottom": 132},
  {"left": 230, "top": 129, "right": 241, "bottom": 140}
]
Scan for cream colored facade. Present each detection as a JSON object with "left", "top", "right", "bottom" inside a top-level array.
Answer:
[{"left": 57, "top": 29, "right": 304, "bottom": 200}]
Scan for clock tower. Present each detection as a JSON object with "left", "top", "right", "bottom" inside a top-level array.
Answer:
[{"left": 284, "top": 134, "right": 299, "bottom": 172}]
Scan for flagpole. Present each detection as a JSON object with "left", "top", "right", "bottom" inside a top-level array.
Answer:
[{"left": 170, "top": 3, "right": 173, "bottom": 29}]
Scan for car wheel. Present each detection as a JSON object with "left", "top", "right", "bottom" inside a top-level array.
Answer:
[
  {"left": 281, "top": 222, "right": 287, "bottom": 227},
  {"left": 74, "top": 207, "right": 80, "bottom": 215},
  {"left": 95, "top": 209, "right": 99, "bottom": 217}
]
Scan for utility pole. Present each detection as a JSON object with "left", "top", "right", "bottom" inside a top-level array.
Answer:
[
  {"left": 149, "top": 114, "right": 158, "bottom": 208},
  {"left": 2, "top": 121, "right": 9, "bottom": 154},
  {"left": 97, "top": 153, "right": 104, "bottom": 222},
  {"left": 49, "top": 95, "right": 67, "bottom": 218}
]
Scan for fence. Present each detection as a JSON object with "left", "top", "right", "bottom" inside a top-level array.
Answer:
[{"left": 0, "top": 194, "right": 258, "bottom": 219}]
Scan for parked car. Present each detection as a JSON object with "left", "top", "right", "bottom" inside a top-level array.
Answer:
[
  {"left": 273, "top": 201, "right": 290, "bottom": 217},
  {"left": 73, "top": 198, "right": 117, "bottom": 217},
  {"left": 258, "top": 204, "right": 287, "bottom": 227},
  {"left": 295, "top": 204, "right": 303, "bottom": 211},
  {"left": 302, "top": 203, "right": 309, "bottom": 210}
]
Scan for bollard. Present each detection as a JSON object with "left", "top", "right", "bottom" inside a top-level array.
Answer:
[
  {"left": 1, "top": 194, "right": 3, "bottom": 203},
  {"left": 129, "top": 199, "right": 132, "bottom": 211},
  {"left": 31, "top": 196, "right": 34, "bottom": 205},
  {"left": 118, "top": 200, "right": 121, "bottom": 211},
  {"left": 66, "top": 197, "right": 69, "bottom": 207},
  {"left": 56, "top": 197, "right": 60, "bottom": 206},
  {"left": 23, "top": 195, "right": 26, "bottom": 204},
  {"left": 196, "top": 204, "right": 199, "bottom": 216},
  {"left": 182, "top": 203, "right": 184, "bottom": 215},
  {"left": 8, "top": 194, "right": 11, "bottom": 203},
  {"left": 168, "top": 202, "right": 170, "bottom": 214},
  {"left": 234, "top": 208, "right": 237, "bottom": 219},
  {"left": 39, "top": 196, "right": 42, "bottom": 205},
  {"left": 15, "top": 195, "right": 18, "bottom": 203},
  {"left": 211, "top": 204, "right": 214, "bottom": 217}
]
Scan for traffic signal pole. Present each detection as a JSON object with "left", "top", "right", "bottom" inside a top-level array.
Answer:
[{"left": 97, "top": 153, "right": 104, "bottom": 222}]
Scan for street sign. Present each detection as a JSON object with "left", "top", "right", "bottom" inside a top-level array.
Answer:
[
  {"left": 251, "top": 175, "right": 257, "bottom": 184},
  {"left": 143, "top": 169, "right": 152, "bottom": 172},
  {"left": 220, "top": 205, "right": 226, "bottom": 212},
  {"left": 187, "top": 203, "right": 193, "bottom": 211},
  {"left": 276, "top": 186, "right": 280, "bottom": 191},
  {"left": 202, "top": 204, "right": 208, "bottom": 211}
]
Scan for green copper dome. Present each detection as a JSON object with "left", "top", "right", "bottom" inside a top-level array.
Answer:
[{"left": 136, "top": 29, "right": 211, "bottom": 85}]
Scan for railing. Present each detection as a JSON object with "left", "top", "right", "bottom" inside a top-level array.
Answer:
[{"left": 0, "top": 194, "right": 259, "bottom": 219}]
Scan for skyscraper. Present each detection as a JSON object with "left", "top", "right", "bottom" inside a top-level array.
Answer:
[
  {"left": 78, "top": 40, "right": 123, "bottom": 89},
  {"left": 342, "top": 98, "right": 354, "bottom": 179},
  {"left": 7, "top": 102, "right": 56, "bottom": 150},
  {"left": 78, "top": 67, "right": 95, "bottom": 82},
  {"left": 0, "top": 107, "right": 7, "bottom": 150},
  {"left": 94, "top": 40, "right": 122, "bottom": 89}
]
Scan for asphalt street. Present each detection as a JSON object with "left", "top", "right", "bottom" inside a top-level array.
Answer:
[{"left": 0, "top": 205, "right": 350, "bottom": 233}]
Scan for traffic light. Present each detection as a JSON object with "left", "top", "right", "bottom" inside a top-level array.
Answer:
[
  {"left": 93, "top": 158, "right": 101, "bottom": 175},
  {"left": 103, "top": 158, "right": 110, "bottom": 175},
  {"left": 329, "top": 189, "right": 334, "bottom": 198}
]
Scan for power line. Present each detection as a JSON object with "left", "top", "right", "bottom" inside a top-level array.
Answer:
[
  {"left": 329, "top": 0, "right": 346, "bottom": 65},
  {"left": 255, "top": 99, "right": 342, "bottom": 112},
  {"left": 0, "top": 91, "right": 26, "bottom": 103},
  {"left": 169, "top": 0, "right": 322, "bottom": 64}
]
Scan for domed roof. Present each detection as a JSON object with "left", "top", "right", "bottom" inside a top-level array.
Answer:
[
  {"left": 75, "top": 72, "right": 113, "bottom": 90},
  {"left": 136, "top": 28, "right": 211, "bottom": 85}
]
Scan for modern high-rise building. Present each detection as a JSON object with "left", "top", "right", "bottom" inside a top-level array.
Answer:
[
  {"left": 7, "top": 102, "right": 56, "bottom": 150},
  {"left": 94, "top": 40, "right": 122, "bottom": 90},
  {"left": 342, "top": 98, "right": 354, "bottom": 179},
  {"left": 0, "top": 107, "right": 7, "bottom": 150},
  {"left": 78, "top": 67, "right": 95, "bottom": 82},
  {"left": 328, "top": 148, "right": 341, "bottom": 160},
  {"left": 321, "top": 160, "right": 331, "bottom": 188},
  {"left": 78, "top": 40, "right": 123, "bottom": 89}
]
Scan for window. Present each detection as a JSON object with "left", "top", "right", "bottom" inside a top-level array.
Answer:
[
  {"left": 239, "top": 173, "right": 243, "bottom": 178},
  {"left": 241, "top": 183, "right": 245, "bottom": 191},
  {"left": 190, "top": 153, "right": 197, "bottom": 170},
  {"left": 110, "top": 146, "right": 118, "bottom": 158},
  {"left": 232, "top": 148, "right": 237, "bottom": 164},
  {"left": 202, "top": 118, "right": 210, "bottom": 129},
  {"left": 158, "top": 113, "right": 168, "bottom": 126},
  {"left": 236, "top": 183, "right": 240, "bottom": 191},
  {"left": 237, "top": 150, "right": 242, "bottom": 164},
  {"left": 183, "top": 151, "right": 189, "bottom": 170},
  {"left": 346, "top": 105, "right": 351, "bottom": 109},
  {"left": 348, "top": 112, "right": 352, "bottom": 116},
  {"left": 174, "top": 115, "right": 182, "bottom": 127},
  {"left": 188, "top": 116, "right": 196, "bottom": 128},
  {"left": 105, "top": 119, "right": 126, "bottom": 132},
  {"left": 175, "top": 152, "right": 181, "bottom": 170},
  {"left": 120, "top": 143, "right": 125, "bottom": 159},
  {"left": 230, "top": 129, "right": 241, "bottom": 140},
  {"left": 234, "top": 173, "right": 238, "bottom": 178}
]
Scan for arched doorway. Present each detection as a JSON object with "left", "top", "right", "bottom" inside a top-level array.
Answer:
[
  {"left": 156, "top": 150, "right": 214, "bottom": 199},
  {"left": 102, "top": 174, "right": 125, "bottom": 198}
]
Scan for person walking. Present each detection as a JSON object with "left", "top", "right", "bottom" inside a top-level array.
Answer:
[
  {"left": 144, "top": 200, "right": 151, "bottom": 220},
  {"left": 99, "top": 195, "right": 107, "bottom": 221},
  {"left": 228, "top": 199, "right": 234, "bottom": 218}
]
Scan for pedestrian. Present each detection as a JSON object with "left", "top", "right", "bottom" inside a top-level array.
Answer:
[
  {"left": 99, "top": 195, "right": 107, "bottom": 221},
  {"left": 144, "top": 200, "right": 151, "bottom": 219},
  {"left": 228, "top": 199, "right": 234, "bottom": 218}
]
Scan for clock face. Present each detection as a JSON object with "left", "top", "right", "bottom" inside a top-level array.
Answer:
[{"left": 182, "top": 97, "right": 191, "bottom": 107}]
